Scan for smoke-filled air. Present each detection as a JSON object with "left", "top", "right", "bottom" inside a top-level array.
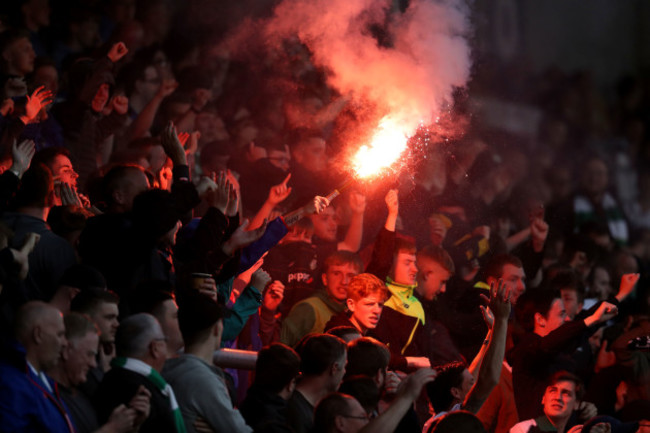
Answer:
[{"left": 259, "top": 0, "right": 472, "bottom": 177}]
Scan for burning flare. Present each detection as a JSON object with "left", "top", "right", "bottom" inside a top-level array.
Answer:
[{"left": 352, "top": 117, "right": 409, "bottom": 178}]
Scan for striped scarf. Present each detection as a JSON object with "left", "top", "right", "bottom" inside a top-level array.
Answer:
[{"left": 112, "top": 357, "right": 187, "bottom": 433}]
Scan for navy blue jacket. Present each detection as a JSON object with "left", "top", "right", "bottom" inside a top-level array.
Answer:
[{"left": 0, "top": 340, "right": 76, "bottom": 433}]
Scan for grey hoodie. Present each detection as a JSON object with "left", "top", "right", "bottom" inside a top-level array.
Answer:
[{"left": 162, "top": 354, "right": 252, "bottom": 433}]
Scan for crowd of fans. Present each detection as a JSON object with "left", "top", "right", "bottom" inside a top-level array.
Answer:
[{"left": 1, "top": 0, "right": 650, "bottom": 433}]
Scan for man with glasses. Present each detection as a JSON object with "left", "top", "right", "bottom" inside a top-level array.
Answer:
[{"left": 312, "top": 368, "right": 437, "bottom": 433}]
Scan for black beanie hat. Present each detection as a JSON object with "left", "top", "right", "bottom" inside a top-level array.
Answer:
[{"left": 131, "top": 189, "right": 181, "bottom": 239}]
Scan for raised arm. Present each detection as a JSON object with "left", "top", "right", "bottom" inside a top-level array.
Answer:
[
  {"left": 249, "top": 173, "right": 292, "bottom": 230},
  {"left": 463, "top": 279, "right": 510, "bottom": 414},
  {"left": 359, "top": 368, "right": 437, "bottom": 433},
  {"left": 583, "top": 302, "right": 618, "bottom": 328},
  {"left": 384, "top": 188, "right": 399, "bottom": 232},
  {"left": 615, "top": 273, "right": 640, "bottom": 303},
  {"left": 338, "top": 191, "right": 366, "bottom": 252},
  {"left": 468, "top": 302, "right": 494, "bottom": 376},
  {"left": 365, "top": 189, "right": 399, "bottom": 278},
  {"left": 281, "top": 195, "right": 329, "bottom": 227},
  {"left": 160, "top": 122, "right": 188, "bottom": 168},
  {"left": 123, "top": 78, "right": 178, "bottom": 143}
]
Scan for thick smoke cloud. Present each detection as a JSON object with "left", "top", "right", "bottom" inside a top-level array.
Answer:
[{"left": 264, "top": 0, "right": 472, "bottom": 135}]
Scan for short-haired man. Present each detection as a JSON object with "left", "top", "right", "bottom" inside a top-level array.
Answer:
[
  {"left": 240, "top": 343, "right": 301, "bottom": 431},
  {"left": 313, "top": 393, "right": 369, "bottom": 433},
  {"left": 510, "top": 289, "right": 617, "bottom": 420},
  {"left": 162, "top": 291, "right": 252, "bottom": 432},
  {"left": 129, "top": 280, "right": 184, "bottom": 355},
  {"left": 549, "top": 269, "right": 585, "bottom": 321},
  {"left": 510, "top": 372, "right": 585, "bottom": 433},
  {"left": 423, "top": 281, "right": 514, "bottom": 431},
  {"left": 327, "top": 326, "right": 363, "bottom": 343},
  {"left": 325, "top": 273, "right": 388, "bottom": 335},
  {"left": 312, "top": 367, "right": 437, "bottom": 433},
  {"left": 49, "top": 312, "right": 150, "bottom": 433},
  {"left": 446, "top": 253, "right": 528, "bottom": 362},
  {"left": 364, "top": 190, "right": 435, "bottom": 370},
  {"left": 281, "top": 251, "right": 363, "bottom": 347},
  {"left": 308, "top": 193, "right": 366, "bottom": 254},
  {"left": 0, "top": 301, "right": 73, "bottom": 432},
  {"left": 426, "top": 361, "right": 475, "bottom": 418},
  {"left": 371, "top": 237, "right": 432, "bottom": 370},
  {"left": 70, "top": 287, "right": 120, "bottom": 393},
  {"left": 287, "top": 333, "right": 348, "bottom": 433},
  {"left": 415, "top": 245, "right": 464, "bottom": 366},
  {"left": 416, "top": 245, "right": 455, "bottom": 301},
  {"left": 484, "top": 254, "right": 526, "bottom": 305},
  {"left": 94, "top": 313, "right": 185, "bottom": 433},
  {"left": 345, "top": 337, "right": 391, "bottom": 388},
  {"left": 2, "top": 164, "right": 78, "bottom": 302},
  {"left": 99, "top": 164, "right": 151, "bottom": 214},
  {"left": 0, "top": 29, "right": 36, "bottom": 94}
]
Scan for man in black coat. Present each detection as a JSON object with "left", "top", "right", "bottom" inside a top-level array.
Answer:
[{"left": 94, "top": 313, "right": 186, "bottom": 433}]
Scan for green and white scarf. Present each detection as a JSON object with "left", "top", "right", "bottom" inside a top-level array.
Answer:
[{"left": 112, "top": 357, "right": 187, "bottom": 433}]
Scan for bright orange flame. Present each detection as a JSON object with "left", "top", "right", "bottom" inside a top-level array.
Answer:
[{"left": 352, "top": 117, "right": 408, "bottom": 178}]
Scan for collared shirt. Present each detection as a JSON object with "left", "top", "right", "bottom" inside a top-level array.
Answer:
[{"left": 27, "top": 361, "right": 53, "bottom": 394}]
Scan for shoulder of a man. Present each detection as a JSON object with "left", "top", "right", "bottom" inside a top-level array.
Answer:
[
  {"left": 280, "top": 300, "right": 319, "bottom": 346},
  {"left": 163, "top": 355, "right": 224, "bottom": 391},
  {"left": 286, "top": 391, "right": 313, "bottom": 433},
  {"left": 287, "top": 297, "right": 319, "bottom": 320}
]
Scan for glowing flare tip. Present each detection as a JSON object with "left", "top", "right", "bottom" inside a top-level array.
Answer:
[{"left": 352, "top": 120, "right": 408, "bottom": 178}]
